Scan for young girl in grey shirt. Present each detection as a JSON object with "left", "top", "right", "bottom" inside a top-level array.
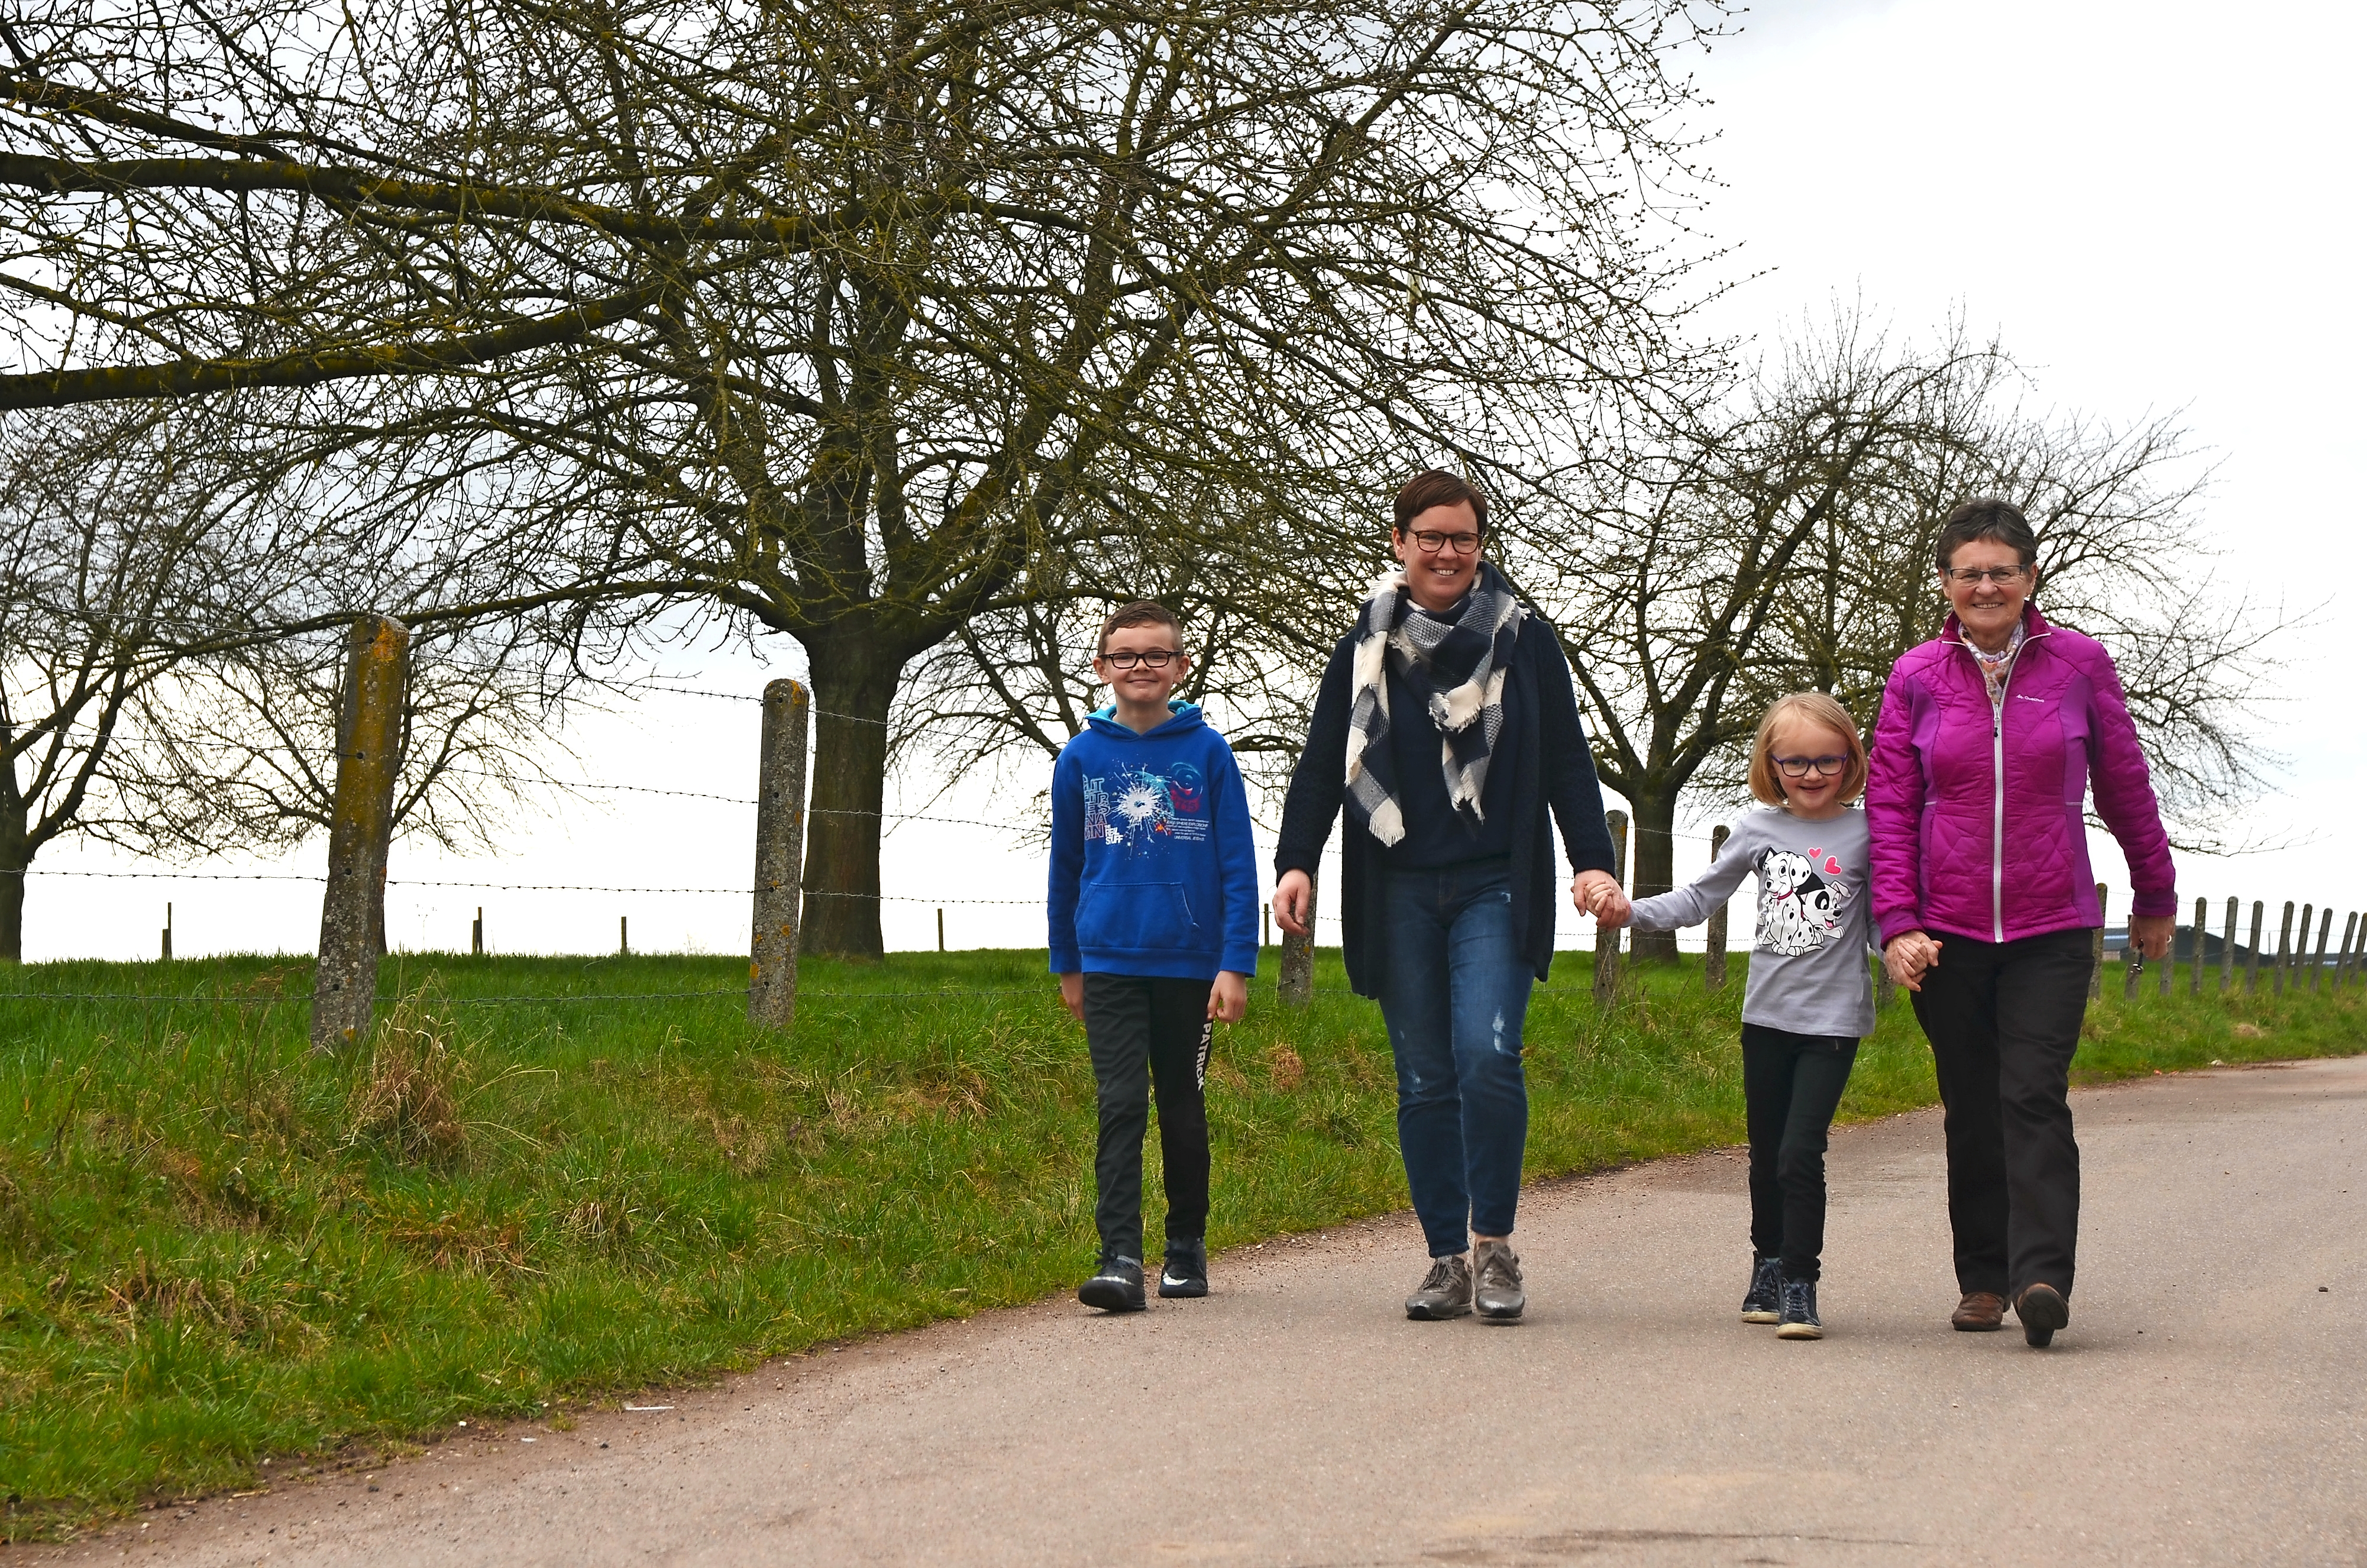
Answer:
[{"left": 1598, "top": 693, "right": 1876, "bottom": 1340}]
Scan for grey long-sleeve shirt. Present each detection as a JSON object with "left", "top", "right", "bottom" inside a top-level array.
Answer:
[{"left": 1628, "top": 806, "right": 1876, "bottom": 1039}]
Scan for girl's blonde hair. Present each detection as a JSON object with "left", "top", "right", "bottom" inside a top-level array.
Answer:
[{"left": 1748, "top": 692, "right": 1868, "bottom": 807}]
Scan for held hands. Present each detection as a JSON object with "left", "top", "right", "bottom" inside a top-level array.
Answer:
[
  {"left": 1573, "top": 869, "right": 1629, "bottom": 927},
  {"left": 2127, "top": 914, "right": 2175, "bottom": 962},
  {"left": 1883, "top": 931, "right": 1943, "bottom": 992}
]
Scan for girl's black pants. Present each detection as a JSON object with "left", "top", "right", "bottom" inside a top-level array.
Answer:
[{"left": 1741, "top": 1023, "right": 1860, "bottom": 1282}]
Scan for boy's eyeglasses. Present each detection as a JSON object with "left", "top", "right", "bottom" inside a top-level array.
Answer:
[
  {"left": 1100, "top": 648, "right": 1184, "bottom": 670},
  {"left": 1941, "top": 565, "right": 2030, "bottom": 585},
  {"left": 1405, "top": 529, "right": 1482, "bottom": 555},
  {"left": 1772, "top": 754, "right": 1849, "bottom": 779}
]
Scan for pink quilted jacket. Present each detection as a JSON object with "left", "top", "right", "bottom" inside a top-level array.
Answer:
[{"left": 1867, "top": 606, "right": 2176, "bottom": 947}]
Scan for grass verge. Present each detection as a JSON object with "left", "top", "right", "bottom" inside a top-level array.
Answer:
[{"left": 2, "top": 948, "right": 2359, "bottom": 1537}]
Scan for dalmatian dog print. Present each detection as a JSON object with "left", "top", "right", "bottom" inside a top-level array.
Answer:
[{"left": 1755, "top": 845, "right": 1854, "bottom": 956}]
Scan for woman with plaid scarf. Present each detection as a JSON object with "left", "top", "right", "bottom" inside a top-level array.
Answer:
[{"left": 1273, "top": 470, "right": 1621, "bottom": 1323}]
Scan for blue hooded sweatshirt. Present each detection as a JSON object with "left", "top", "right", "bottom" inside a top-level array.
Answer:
[{"left": 1047, "top": 701, "right": 1260, "bottom": 981}]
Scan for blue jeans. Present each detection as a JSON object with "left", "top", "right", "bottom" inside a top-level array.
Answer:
[{"left": 1377, "top": 858, "right": 1534, "bottom": 1256}]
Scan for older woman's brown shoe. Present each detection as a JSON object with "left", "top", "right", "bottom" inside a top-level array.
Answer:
[{"left": 1951, "top": 1291, "right": 2006, "bottom": 1331}]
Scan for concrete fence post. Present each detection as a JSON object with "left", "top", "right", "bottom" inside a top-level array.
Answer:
[
  {"left": 2246, "top": 901, "right": 2265, "bottom": 995},
  {"left": 1704, "top": 824, "right": 1731, "bottom": 994},
  {"left": 2274, "top": 901, "right": 2294, "bottom": 995},
  {"left": 2090, "top": 884, "right": 2108, "bottom": 1001},
  {"left": 1279, "top": 871, "right": 1316, "bottom": 1008},
  {"left": 2122, "top": 897, "right": 2143, "bottom": 1001},
  {"left": 748, "top": 678, "right": 810, "bottom": 1030},
  {"left": 311, "top": 615, "right": 409, "bottom": 1053},
  {"left": 2309, "top": 906, "right": 2333, "bottom": 992},
  {"left": 2158, "top": 912, "right": 2174, "bottom": 997},
  {"left": 2292, "top": 903, "right": 2313, "bottom": 994},
  {"left": 2339, "top": 911, "right": 2360, "bottom": 992},
  {"left": 1594, "top": 810, "right": 1628, "bottom": 1007}
]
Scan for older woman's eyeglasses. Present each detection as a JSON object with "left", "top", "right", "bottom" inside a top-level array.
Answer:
[
  {"left": 1406, "top": 529, "right": 1482, "bottom": 555},
  {"left": 1101, "top": 648, "right": 1182, "bottom": 670},
  {"left": 1941, "top": 565, "right": 2030, "bottom": 585},
  {"left": 1772, "top": 754, "right": 1849, "bottom": 779}
]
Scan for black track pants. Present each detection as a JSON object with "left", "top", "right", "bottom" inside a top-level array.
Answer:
[
  {"left": 1082, "top": 974, "right": 1212, "bottom": 1262},
  {"left": 1909, "top": 926, "right": 2094, "bottom": 1300},
  {"left": 1739, "top": 1023, "right": 1859, "bottom": 1282}
]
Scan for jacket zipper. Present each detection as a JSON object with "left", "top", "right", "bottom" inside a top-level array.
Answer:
[{"left": 1954, "top": 621, "right": 2052, "bottom": 944}]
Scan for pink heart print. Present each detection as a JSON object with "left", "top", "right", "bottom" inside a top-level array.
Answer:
[{"left": 1826, "top": 856, "right": 1842, "bottom": 875}]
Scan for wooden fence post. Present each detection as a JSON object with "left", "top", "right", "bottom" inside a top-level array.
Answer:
[
  {"left": 2122, "top": 911, "right": 2143, "bottom": 1001},
  {"left": 2246, "top": 901, "right": 2264, "bottom": 995},
  {"left": 2274, "top": 901, "right": 2294, "bottom": 995},
  {"left": 2310, "top": 906, "right": 2333, "bottom": 992},
  {"left": 1279, "top": 871, "right": 1315, "bottom": 1008},
  {"left": 1594, "top": 810, "right": 1628, "bottom": 1007},
  {"left": 748, "top": 678, "right": 810, "bottom": 1030},
  {"left": 2219, "top": 897, "right": 2236, "bottom": 995},
  {"left": 311, "top": 615, "right": 409, "bottom": 1053},
  {"left": 2090, "top": 884, "right": 2108, "bottom": 1000},
  {"left": 619, "top": 916, "right": 629, "bottom": 956},
  {"left": 2189, "top": 895, "right": 2205, "bottom": 995},
  {"left": 471, "top": 906, "right": 483, "bottom": 956},
  {"left": 2158, "top": 911, "right": 2174, "bottom": 996},
  {"left": 160, "top": 901, "right": 172, "bottom": 962},
  {"left": 1704, "top": 824, "right": 1731, "bottom": 994}
]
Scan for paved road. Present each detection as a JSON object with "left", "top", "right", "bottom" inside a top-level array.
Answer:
[{"left": 29, "top": 1058, "right": 2366, "bottom": 1567}]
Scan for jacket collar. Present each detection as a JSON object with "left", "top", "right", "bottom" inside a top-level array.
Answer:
[{"left": 1938, "top": 603, "right": 2054, "bottom": 649}]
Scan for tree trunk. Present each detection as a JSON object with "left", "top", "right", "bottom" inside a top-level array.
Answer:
[
  {"left": 798, "top": 632, "right": 909, "bottom": 961},
  {"left": 1626, "top": 789, "right": 1681, "bottom": 965},
  {"left": 0, "top": 791, "right": 25, "bottom": 965}
]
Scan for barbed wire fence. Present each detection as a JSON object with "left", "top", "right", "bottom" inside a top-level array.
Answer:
[{"left": 7, "top": 642, "right": 2363, "bottom": 1034}]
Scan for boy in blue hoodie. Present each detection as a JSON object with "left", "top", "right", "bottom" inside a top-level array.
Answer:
[{"left": 1049, "top": 600, "right": 1259, "bottom": 1312}]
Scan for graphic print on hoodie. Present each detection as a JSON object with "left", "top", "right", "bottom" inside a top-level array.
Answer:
[{"left": 1049, "top": 701, "right": 1260, "bottom": 982}]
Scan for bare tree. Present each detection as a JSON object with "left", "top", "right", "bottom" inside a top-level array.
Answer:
[
  {"left": 1522, "top": 313, "right": 2277, "bottom": 962},
  {"left": 0, "top": 0, "right": 1727, "bottom": 955}
]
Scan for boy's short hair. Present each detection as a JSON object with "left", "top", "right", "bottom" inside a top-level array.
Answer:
[
  {"left": 1748, "top": 691, "right": 1869, "bottom": 807},
  {"left": 1095, "top": 599, "right": 1184, "bottom": 656},
  {"left": 1393, "top": 468, "right": 1489, "bottom": 535},
  {"left": 1935, "top": 496, "right": 2038, "bottom": 572}
]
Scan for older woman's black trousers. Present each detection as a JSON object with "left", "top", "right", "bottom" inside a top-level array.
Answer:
[{"left": 1909, "top": 926, "right": 2095, "bottom": 1300}]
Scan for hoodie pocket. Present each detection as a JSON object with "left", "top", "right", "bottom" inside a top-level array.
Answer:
[{"left": 1077, "top": 881, "right": 1201, "bottom": 952}]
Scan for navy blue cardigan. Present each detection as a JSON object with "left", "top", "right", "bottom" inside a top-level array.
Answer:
[{"left": 1273, "top": 615, "right": 1618, "bottom": 997}]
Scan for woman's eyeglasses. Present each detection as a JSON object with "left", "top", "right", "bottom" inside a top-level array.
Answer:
[
  {"left": 1772, "top": 754, "right": 1849, "bottom": 779},
  {"left": 1941, "top": 565, "right": 2030, "bottom": 586},
  {"left": 1405, "top": 529, "right": 1482, "bottom": 555},
  {"left": 1100, "top": 648, "right": 1183, "bottom": 670}
]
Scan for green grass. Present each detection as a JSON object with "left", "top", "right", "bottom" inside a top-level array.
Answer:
[{"left": 2, "top": 947, "right": 2360, "bottom": 1537}]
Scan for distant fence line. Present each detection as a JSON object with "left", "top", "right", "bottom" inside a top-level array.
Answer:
[{"left": 7, "top": 642, "right": 2361, "bottom": 1035}]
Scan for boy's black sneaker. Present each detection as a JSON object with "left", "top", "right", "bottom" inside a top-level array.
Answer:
[
  {"left": 1159, "top": 1239, "right": 1209, "bottom": 1298},
  {"left": 1742, "top": 1256, "right": 1783, "bottom": 1324},
  {"left": 1079, "top": 1256, "right": 1146, "bottom": 1313},
  {"left": 1776, "top": 1276, "right": 1823, "bottom": 1340}
]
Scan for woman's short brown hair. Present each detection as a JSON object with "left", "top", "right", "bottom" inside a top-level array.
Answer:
[
  {"left": 1747, "top": 692, "right": 1868, "bottom": 807},
  {"left": 1394, "top": 468, "right": 1488, "bottom": 535}
]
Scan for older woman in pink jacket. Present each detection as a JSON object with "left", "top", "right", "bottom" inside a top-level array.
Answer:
[{"left": 1867, "top": 497, "right": 2175, "bottom": 1349}]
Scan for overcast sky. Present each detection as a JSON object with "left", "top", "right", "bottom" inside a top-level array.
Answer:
[{"left": 28, "top": 0, "right": 2363, "bottom": 964}]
